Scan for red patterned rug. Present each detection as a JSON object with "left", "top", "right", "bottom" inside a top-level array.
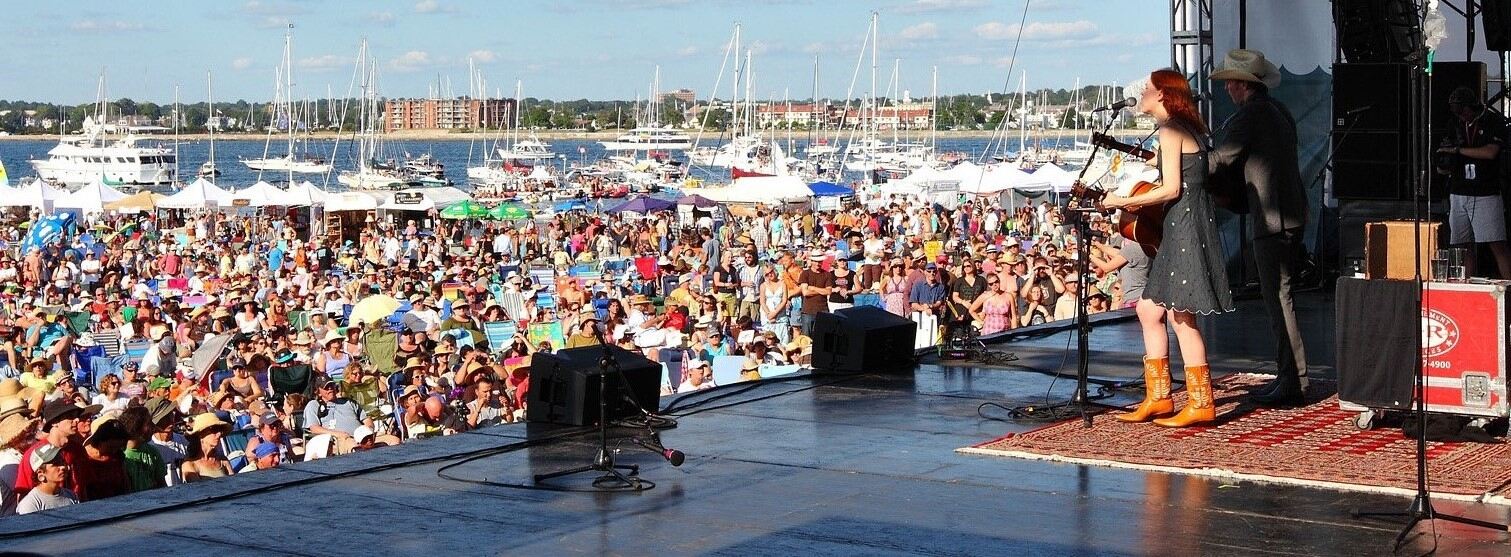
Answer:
[{"left": 960, "top": 374, "right": 1511, "bottom": 503}]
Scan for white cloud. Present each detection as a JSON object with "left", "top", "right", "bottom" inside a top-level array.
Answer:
[
  {"left": 895, "top": 0, "right": 986, "bottom": 13},
  {"left": 677, "top": 45, "right": 700, "bottom": 57},
  {"left": 974, "top": 20, "right": 1098, "bottom": 41},
  {"left": 899, "top": 22, "right": 939, "bottom": 40},
  {"left": 748, "top": 40, "right": 784, "bottom": 56},
  {"left": 70, "top": 20, "right": 146, "bottom": 32},
  {"left": 232, "top": 57, "right": 254, "bottom": 70},
  {"left": 297, "top": 55, "right": 351, "bottom": 71},
  {"left": 469, "top": 49, "right": 497, "bottom": 63},
  {"left": 414, "top": 0, "right": 455, "bottom": 13},
  {"left": 368, "top": 11, "right": 396, "bottom": 26},
  {"left": 390, "top": 50, "right": 438, "bottom": 71},
  {"left": 943, "top": 54, "right": 982, "bottom": 66},
  {"left": 240, "top": 0, "right": 302, "bottom": 28}
]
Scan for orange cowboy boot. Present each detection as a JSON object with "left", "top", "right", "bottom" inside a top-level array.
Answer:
[
  {"left": 1114, "top": 356, "right": 1173, "bottom": 423},
  {"left": 1153, "top": 364, "right": 1215, "bottom": 427}
]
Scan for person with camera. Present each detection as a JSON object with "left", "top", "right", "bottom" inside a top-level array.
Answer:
[
  {"left": 465, "top": 375, "right": 511, "bottom": 428},
  {"left": 1437, "top": 86, "right": 1511, "bottom": 279}
]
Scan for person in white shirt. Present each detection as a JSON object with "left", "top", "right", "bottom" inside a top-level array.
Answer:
[
  {"left": 403, "top": 295, "right": 442, "bottom": 336},
  {"left": 16, "top": 443, "right": 77, "bottom": 515},
  {"left": 677, "top": 360, "right": 716, "bottom": 393}
]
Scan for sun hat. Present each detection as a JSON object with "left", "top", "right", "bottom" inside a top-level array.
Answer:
[
  {"left": 147, "top": 376, "right": 173, "bottom": 392},
  {"left": 39, "top": 399, "right": 85, "bottom": 426},
  {"left": 579, "top": 308, "right": 599, "bottom": 323},
  {"left": 1209, "top": 48, "right": 1282, "bottom": 89},
  {"left": 84, "top": 416, "right": 126, "bottom": 446},
  {"left": 0, "top": 399, "right": 37, "bottom": 448},
  {"left": 292, "top": 331, "right": 315, "bottom": 346},
  {"left": 209, "top": 390, "right": 234, "bottom": 409},
  {"left": 322, "top": 330, "right": 344, "bottom": 347},
  {"left": 404, "top": 356, "right": 428, "bottom": 370},
  {"left": 188, "top": 413, "right": 230, "bottom": 436},
  {"left": 273, "top": 350, "right": 297, "bottom": 364}
]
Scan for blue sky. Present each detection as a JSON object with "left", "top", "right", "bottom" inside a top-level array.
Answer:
[{"left": 5, "top": 0, "right": 1168, "bottom": 104}]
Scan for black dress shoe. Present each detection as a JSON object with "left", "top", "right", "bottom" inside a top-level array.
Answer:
[
  {"left": 1250, "top": 385, "right": 1306, "bottom": 407},
  {"left": 1250, "top": 376, "right": 1284, "bottom": 397}
]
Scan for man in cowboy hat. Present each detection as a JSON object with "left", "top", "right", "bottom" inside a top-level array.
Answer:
[{"left": 1209, "top": 48, "right": 1310, "bottom": 406}]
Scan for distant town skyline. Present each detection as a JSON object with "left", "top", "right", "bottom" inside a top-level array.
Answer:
[{"left": 4, "top": 0, "right": 1167, "bottom": 105}]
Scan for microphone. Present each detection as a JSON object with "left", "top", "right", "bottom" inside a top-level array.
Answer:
[
  {"left": 1092, "top": 98, "right": 1137, "bottom": 113},
  {"left": 633, "top": 431, "right": 685, "bottom": 467}
]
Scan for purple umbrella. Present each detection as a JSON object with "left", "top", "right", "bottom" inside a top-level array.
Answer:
[
  {"left": 608, "top": 195, "right": 677, "bottom": 214},
  {"left": 676, "top": 194, "right": 719, "bottom": 208}
]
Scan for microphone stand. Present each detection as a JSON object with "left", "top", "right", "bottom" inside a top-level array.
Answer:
[
  {"left": 532, "top": 326, "right": 645, "bottom": 491},
  {"left": 1030, "top": 117, "right": 1137, "bottom": 427},
  {"left": 1349, "top": 33, "right": 1509, "bottom": 548}
]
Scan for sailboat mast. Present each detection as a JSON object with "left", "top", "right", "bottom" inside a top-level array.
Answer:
[
  {"left": 284, "top": 24, "right": 295, "bottom": 186},
  {"left": 173, "top": 85, "right": 181, "bottom": 187},
  {"left": 207, "top": 70, "right": 216, "bottom": 180},
  {"left": 931, "top": 66, "right": 937, "bottom": 153}
]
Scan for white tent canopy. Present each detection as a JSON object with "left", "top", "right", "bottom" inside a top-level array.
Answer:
[
  {"left": 0, "top": 180, "right": 61, "bottom": 210},
  {"left": 1015, "top": 163, "right": 1076, "bottom": 193},
  {"left": 230, "top": 181, "right": 304, "bottom": 207},
  {"left": 683, "top": 176, "right": 814, "bottom": 204},
  {"left": 55, "top": 178, "right": 128, "bottom": 211},
  {"left": 377, "top": 186, "right": 474, "bottom": 211},
  {"left": 159, "top": 177, "right": 234, "bottom": 209},
  {"left": 285, "top": 181, "right": 329, "bottom": 206},
  {"left": 324, "top": 192, "right": 379, "bottom": 212}
]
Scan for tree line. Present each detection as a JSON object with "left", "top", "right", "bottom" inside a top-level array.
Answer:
[{"left": 0, "top": 84, "right": 1118, "bottom": 134}]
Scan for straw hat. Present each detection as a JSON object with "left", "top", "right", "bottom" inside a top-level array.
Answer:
[
  {"left": 293, "top": 331, "right": 315, "bottom": 346},
  {"left": 629, "top": 295, "right": 652, "bottom": 306},
  {"left": 188, "top": 412, "right": 230, "bottom": 436},
  {"left": 209, "top": 390, "right": 234, "bottom": 409},
  {"left": 579, "top": 308, "right": 599, "bottom": 323},
  {"left": 0, "top": 397, "right": 37, "bottom": 448},
  {"left": 1209, "top": 49, "right": 1282, "bottom": 89}
]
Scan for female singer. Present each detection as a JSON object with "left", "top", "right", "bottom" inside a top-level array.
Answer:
[{"left": 1098, "top": 69, "right": 1233, "bottom": 427}]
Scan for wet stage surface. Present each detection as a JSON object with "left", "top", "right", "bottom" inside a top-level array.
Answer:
[{"left": 4, "top": 292, "right": 1510, "bottom": 556}]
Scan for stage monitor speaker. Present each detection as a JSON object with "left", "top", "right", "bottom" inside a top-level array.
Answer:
[
  {"left": 811, "top": 305, "right": 916, "bottom": 374},
  {"left": 1332, "top": 131, "right": 1407, "bottom": 200},
  {"left": 526, "top": 344, "right": 662, "bottom": 426},
  {"left": 1485, "top": 0, "right": 1511, "bottom": 51},
  {"left": 1333, "top": 63, "right": 1408, "bottom": 131},
  {"left": 1335, "top": 0, "right": 1424, "bottom": 63}
]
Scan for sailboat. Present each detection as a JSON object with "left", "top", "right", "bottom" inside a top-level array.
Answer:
[
  {"left": 338, "top": 40, "right": 413, "bottom": 191},
  {"left": 241, "top": 27, "right": 331, "bottom": 176},
  {"left": 198, "top": 71, "right": 221, "bottom": 179}
]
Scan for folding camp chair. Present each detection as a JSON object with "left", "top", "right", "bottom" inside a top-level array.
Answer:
[
  {"left": 270, "top": 364, "right": 314, "bottom": 403},
  {"left": 482, "top": 321, "right": 517, "bottom": 354},
  {"left": 444, "top": 328, "right": 476, "bottom": 350},
  {"left": 65, "top": 312, "right": 92, "bottom": 336},
  {"left": 362, "top": 328, "right": 399, "bottom": 377},
  {"left": 286, "top": 310, "right": 307, "bottom": 332},
  {"left": 122, "top": 338, "right": 151, "bottom": 365},
  {"left": 220, "top": 429, "right": 255, "bottom": 473},
  {"left": 94, "top": 329, "right": 123, "bottom": 358},
  {"left": 386, "top": 371, "right": 409, "bottom": 439}
]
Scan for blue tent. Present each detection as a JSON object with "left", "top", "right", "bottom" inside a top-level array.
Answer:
[
  {"left": 807, "top": 181, "right": 854, "bottom": 197},
  {"left": 553, "top": 199, "right": 589, "bottom": 212}
]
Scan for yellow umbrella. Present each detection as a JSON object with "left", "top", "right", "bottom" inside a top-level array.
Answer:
[
  {"left": 348, "top": 294, "right": 402, "bottom": 326},
  {"left": 105, "top": 191, "right": 166, "bottom": 212}
]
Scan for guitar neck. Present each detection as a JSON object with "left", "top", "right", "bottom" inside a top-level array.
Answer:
[{"left": 1092, "top": 133, "right": 1156, "bottom": 161}]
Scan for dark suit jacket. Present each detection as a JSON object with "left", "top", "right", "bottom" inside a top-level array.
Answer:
[{"left": 1208, "top": 91, "right": 1309, "bottom": 238}]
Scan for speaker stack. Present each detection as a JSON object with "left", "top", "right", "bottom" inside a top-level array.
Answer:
[
  {"left": 811, "top": 306, "right": 917, "bottom": 374},
  {"left": 526, "top": 345, "right": 662, "bottom": 426}
]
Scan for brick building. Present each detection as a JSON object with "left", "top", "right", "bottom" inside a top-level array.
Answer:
[{"left": 384, "top": 97, "right": 516, "bottom": 132}]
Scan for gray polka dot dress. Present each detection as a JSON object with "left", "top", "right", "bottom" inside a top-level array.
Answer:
[{"left": 1142, "top": 136, "right": 1234, "bottom": 315}]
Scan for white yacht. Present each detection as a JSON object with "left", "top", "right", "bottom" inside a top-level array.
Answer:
[
  {"left": 240, "top": 152, "right": 331, "bottom": 174},
  {"left": 496, "top": 136, "right": 556, "bottom": 161},
  {"left": 599, "top": 126, "right": 693, "bottom": 151},
  {"left": 29, "top": 117, "right": 176, "bottom": 188}
]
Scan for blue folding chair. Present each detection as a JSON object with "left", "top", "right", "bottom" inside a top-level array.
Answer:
[
  {"left": 482, "top": 321, "right": 517, "bottom": 353},
  {"left": 122, "top": 339, "right": 151, "bottom": 365}
]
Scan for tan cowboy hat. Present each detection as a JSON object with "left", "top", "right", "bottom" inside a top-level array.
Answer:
[
  {"left": 404, "top": 356, "right": 428, "bottom": 370},
  {"left": 293, "top": 331, "right": 315, "bottom": 346},
  {"left": 188, "top": 412, "right": 230, "bottom": 436},
  {"left": 0, "top": 378, "right": 20, "bottom": 399},
  {"left": 209, "top": 390, "right": 234, "bottom": 409},
  {"left": 629, "top": 294, "right": 652, "bottom": 306},
  {"left": 1210, "top": 49, "right": 1281, "bottom": 89}
]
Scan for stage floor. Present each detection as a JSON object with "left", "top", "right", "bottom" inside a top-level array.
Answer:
[{"left": 6, "top": 291, "right": 1511, "bottom": 556}]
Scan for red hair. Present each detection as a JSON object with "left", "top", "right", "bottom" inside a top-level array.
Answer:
[{"left": 1149, "top": 69, "right": 1207, "bottom": 135}]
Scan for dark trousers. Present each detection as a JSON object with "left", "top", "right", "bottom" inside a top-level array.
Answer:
[{"left": 1252, "top": 229, "right": 1308, "bottom": 383}]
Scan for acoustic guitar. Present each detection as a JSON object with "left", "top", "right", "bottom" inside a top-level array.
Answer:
[{"left": 1070, "top": 180, "right": 1164, "bottom": 251}]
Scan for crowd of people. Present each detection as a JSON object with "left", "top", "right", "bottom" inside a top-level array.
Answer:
[{"left": 0, "top": 168, "right": 1136, "bottom": 516}]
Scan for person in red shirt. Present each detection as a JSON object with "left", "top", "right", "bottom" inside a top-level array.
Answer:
[
  {"left": 74, "top": 417, "right": 129, "bottom": 501},
  {"left": 14, "top": 400, "right": 96, "bottom": 498}
]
